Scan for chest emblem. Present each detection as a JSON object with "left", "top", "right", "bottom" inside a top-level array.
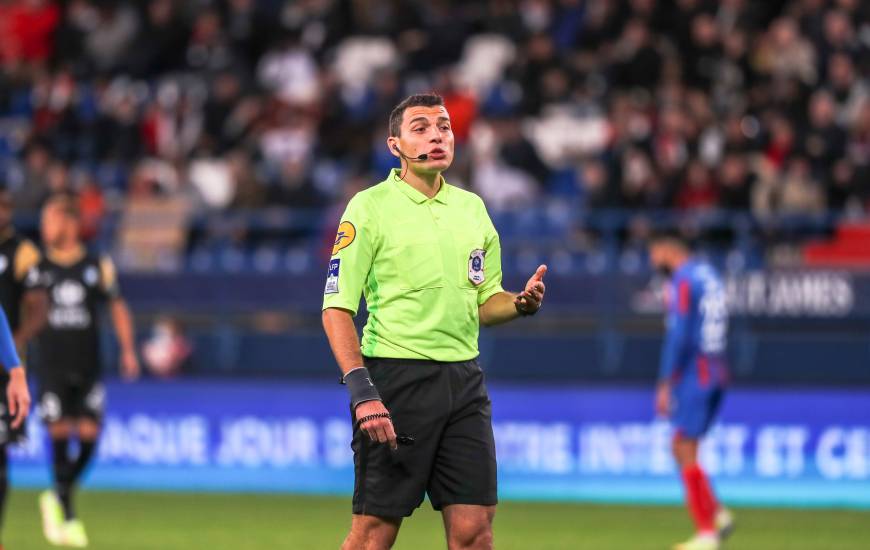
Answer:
[
  {"left": 468, "top": 249, "right": 485, "bottom": 286},
  {"left": 84, "top": 266, "right": 99, "bottom": 286}
]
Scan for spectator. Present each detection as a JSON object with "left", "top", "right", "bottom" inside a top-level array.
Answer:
[
  {"left": 142, "top": 316, "right": 192, "bottom": 379},
  {"left": 0, "top": 0, "right": 866, "bottom": 270},
  {"left": 717, "top": 152, "right": 754, "bottom": 211},
  {"left": 13, "top": 142, "right": 52, "bottom": 213}
]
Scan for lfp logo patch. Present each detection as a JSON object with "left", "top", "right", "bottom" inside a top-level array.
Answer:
[
  {"left": 324, "top": 259, "right": 340, "bottom": 294},
  {"left": 332, "top": 222, "right": 356, "bottom": 255}
]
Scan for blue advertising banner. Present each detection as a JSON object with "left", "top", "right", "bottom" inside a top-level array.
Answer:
[
  {"left": 121, "top": 270, "right": 870, "bottom": 319},
  {"left": 10, "top": 381, "right": 870, "bottom": 509}
]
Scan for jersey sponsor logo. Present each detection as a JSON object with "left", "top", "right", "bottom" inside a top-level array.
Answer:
[
  {"left": 54, "top": 280, "right": 86, "bottom": 307},
  {"left": 331, "top": 222, "right": 356, "bottom": 255},
  {"left": 468, "top": 249, "right": 486, "bottom": 285},
  {"left": 324, "top": 259, "right": 340, "bottom": 294},
  {"left": 50, "top": 280, "right": 92, "bottom": 329}
]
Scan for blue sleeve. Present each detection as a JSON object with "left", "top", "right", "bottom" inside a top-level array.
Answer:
[
  {"left": 0, "top": 308, "right": 21, "bottom": 371},
  {"left": 659, "top": 277, "right": 692, "bottom": 382}
]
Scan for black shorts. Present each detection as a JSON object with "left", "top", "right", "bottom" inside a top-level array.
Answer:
[
  {"left": 0, "top": 373, "right": 27, "bottom": 446},
  {"left": 352, "top": 357, "right": 498, "bottom": 518},
  {"left": 38, "top": 376, "right": 105, "bottom": 423}
]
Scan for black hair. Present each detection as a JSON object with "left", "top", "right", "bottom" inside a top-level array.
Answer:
[
  {"left": 389, "top": 93, "right": 445, "bottom": 137},
  {"left": 44, "top": 193, "right": 80, "bottom": 220},
  {"left": 649, "top": 228, "right": 691, "bottom": 249}
]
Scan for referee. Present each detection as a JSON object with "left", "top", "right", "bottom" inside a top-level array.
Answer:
[{"left": 322, "top": 93, "right": 546, "bottom": 550}]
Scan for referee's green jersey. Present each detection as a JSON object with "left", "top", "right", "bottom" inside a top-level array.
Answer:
[{"left": 322, "top": 169, "right": 505, "bottom": 361}]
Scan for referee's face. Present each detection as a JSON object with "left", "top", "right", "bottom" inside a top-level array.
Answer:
[{"left": 396, "top": 105, "right": 454, "bottom": 173}]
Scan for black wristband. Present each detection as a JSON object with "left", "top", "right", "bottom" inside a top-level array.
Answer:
[
  {"left": 341, "top": 367, "right": 381, "bottom": 409},
  {"left": 515, "top": 301, "right": 538, "bottom": 317}
]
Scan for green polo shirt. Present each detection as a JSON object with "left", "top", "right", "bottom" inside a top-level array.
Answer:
[{"left": 322, "top": 169, "right": 504, "bottom": 361}]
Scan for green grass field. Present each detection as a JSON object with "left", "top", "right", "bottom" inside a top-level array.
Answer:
[{"left": 4, "top": 490, "right": 870, "bottom": 549}]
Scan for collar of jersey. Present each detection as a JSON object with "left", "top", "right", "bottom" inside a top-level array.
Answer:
[
  {"left": 390, "top": 169, "right": 450, "bottom": 205},
  {"left": 47, "top": 244, "right": 87, "bottom": 266}
]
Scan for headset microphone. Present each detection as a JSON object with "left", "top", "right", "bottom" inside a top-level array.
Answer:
[{"left": 392, "top": 144, "right": 429, "bottom": 161}]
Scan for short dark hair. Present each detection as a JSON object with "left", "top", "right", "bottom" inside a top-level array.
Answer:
[
  {"left": 650, "top": 228, "right": 690, "bottom": 249},
  {"left": 389, "top": 93, "right": 444, "bottom": 137},
  {"left": 44, "top": 193, "right": 80, "bottom": 220}
]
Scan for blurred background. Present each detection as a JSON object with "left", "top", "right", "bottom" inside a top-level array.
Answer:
[{"left": 2, "top": 0, "right": 870, "bottom": 546}]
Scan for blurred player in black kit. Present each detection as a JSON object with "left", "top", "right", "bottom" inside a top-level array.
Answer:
[
  {"left": 0, "top": 187, "right": 48, "bottom": 550},
  {"left": 32, "top": 195, "right": 139, "bottom": 548}
]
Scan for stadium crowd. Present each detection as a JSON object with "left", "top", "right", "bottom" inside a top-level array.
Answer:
[{"left": 0, "top": 0, "right": 868, "bottom": 246}]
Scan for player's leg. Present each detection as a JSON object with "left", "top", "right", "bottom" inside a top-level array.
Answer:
[
  {"left": 53, "top": 416, "right": 100, "bottom": 547},
  {"left": 38, "top": 415, "right": 72, "bottom": 545},
  {"left": 671, "top": 386, "right": 724, "bottom": 550},
  {"left": 72, "top": 418, "right": 99, "bottom": 484},
  {"left": 442, "top": 505, "right": 495, "bottom": 550},
  {"left": 57, "top": 382, "right": 104, "bottom": 548},
  {"left": 430, "top": 360, "right": 498, "bottom": 550},
  {"left": 0, "top": 378, "right": 21, "bottom": 547},
  {"left": 345, "top": 359, "right": 449, "bottom": 547},
  {"left": 0, "top": 444, "right": 7, "bottom": 547},
  {"left": 341, "top": 515, "right": 402, "bottom": 550},
  {"left": 47, "top": 419, "right": 75, "bottom": 520}
]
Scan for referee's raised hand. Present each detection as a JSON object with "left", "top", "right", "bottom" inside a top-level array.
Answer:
[
  {"left": 356, "top": 399, "right": 398, "bottom": 450},
  {"left": 515, "top": 264, "right": 547, "bottom": 315}
]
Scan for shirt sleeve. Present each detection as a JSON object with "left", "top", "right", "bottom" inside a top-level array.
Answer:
[
  {"left": 322, "top": 194, "right": 376, "bottom": 316},
  {"left": 0, "top": 307, "right": 21, "bottom": 371},
  {"left": 659, "top": 276, "right": 692, "bottom": 382},
  {"left": 14, "top": 239, "right": 41, "bottom": 283},
  {"left": 99, "top": 255, "right": 122, "bottom": 301},
  {"left": 476, "top": 199, "right": 505, "bottom": 306}
]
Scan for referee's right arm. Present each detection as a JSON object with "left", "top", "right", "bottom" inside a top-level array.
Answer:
[{"left": 322, "top": 197, "right": 397, "bottom": 449}]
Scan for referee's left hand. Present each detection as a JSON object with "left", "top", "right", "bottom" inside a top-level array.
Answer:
[{"left": 515, "top": 264, "right": 547, "bottom": 314}]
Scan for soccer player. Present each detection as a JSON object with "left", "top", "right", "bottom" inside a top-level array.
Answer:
[
  {"left": 32, "top": 195, "right": 140, "bottom": 547},
  {"left": 0, "top": 307, "right": 30, "bottom": 550},
  {"left": 649, "top": 232, "right": 734, "bottom": 550},
  {"left": 0, "top": 188, "right": 48, "bottom": 550},
  {"left": 322, "top": 93, "right": 546, "bottom": 550}
]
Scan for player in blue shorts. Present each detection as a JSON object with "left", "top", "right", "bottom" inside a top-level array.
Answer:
[{"left": 649, "top": 232, "right": 734, "bottom": 550}]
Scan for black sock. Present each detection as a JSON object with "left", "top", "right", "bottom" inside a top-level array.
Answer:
[
  {"left": 0, "top": 446, "right": 8, "bottom": 537},
  {"left": 71, "top": 439, "right": 97, "bottom": 483},
  {"left": 52, "top": 438, "right": 75, "bottom": 521}
]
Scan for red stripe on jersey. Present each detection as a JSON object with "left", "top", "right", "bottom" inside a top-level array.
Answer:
[
  {"left": 678, "top": 280, "right": 691, "bottom": 314},
  {"left": 698, "top": 356, "right": 710, "bottom": 387}
]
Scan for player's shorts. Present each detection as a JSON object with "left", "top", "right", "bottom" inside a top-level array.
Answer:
[
  {"left": 672, "top": 380, "right": 724, "bottom": 439},
  {"left": 352, "top": 357, "right": 498, "bottom": 518},
  {"left": 38, "top": 377, "right": 106, "bottom": 424},
  {"left": 0, "top": 374, "right": 27, "bottom": 446}
]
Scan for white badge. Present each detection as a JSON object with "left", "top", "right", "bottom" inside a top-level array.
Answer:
[
  {"left": 324, "top": 259, "right": 340, "bottom": 294},
  {"left": 468, "top": 249, "right": 485, "bottom": 286}
]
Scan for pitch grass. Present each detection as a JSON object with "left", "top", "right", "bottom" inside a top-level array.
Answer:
[{"left": 4, "top": 490, "right": 870, "bottom": 549}]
